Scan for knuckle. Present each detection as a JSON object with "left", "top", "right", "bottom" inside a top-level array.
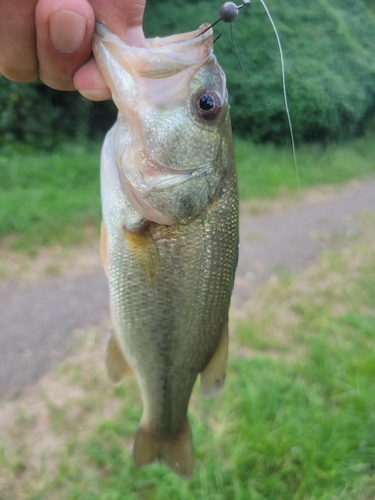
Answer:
[
  {"left": 39, "top": 72, "right": 75, "bottom": 91},
  {"left": 0, "top": 62, "right": 38, "bottom": 82}
]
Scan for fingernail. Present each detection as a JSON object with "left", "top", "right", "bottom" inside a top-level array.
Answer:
[
  {"left": 78, "top": 89, "right": 112, "bottom": 101},
  {"left": 49, "top": 10, "right": 87, "bottom": 52},
  {"left": 125, "top": 27, "right": 146, "bottom": 48}
]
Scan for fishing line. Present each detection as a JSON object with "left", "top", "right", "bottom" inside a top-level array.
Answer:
[
  {"left": 258, "top": 0, "right": 300, "bottom": 189},
  {"left": 213, "top": 33, "right": 223, "bottom": 44},
  {"left": 229, "top": 22, "right": 245, "bottom": 74},
  {"left": 199, "top": 0, "right": 300, "bottom": 188}
]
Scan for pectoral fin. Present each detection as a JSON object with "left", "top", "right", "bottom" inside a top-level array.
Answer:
[
  {"left": 133, "top": 421, "right": 194, "bottom": 479},
  {"left": 123, "top": 225, "right": 159, "bottom": 283},
  {"left": 200, "top": 324, "right": 228, "bottom": 398},
  {"left": 106, "top": 329, "right": 133, "bottom": 384}
]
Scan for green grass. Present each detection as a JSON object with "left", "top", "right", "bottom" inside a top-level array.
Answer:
[
  {"left": 0, "top": 142, "right": 101, "bottom": 251},
  {"left": 1, "top": 135, "right": 375, "bottom": 251},
  {"left": 1, "top": 215, "right": 375, "bottom": 499},
  {"left": 235, "top": 134, "right": 375, "bottom": 199}
]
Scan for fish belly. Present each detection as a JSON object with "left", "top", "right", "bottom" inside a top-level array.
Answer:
[{"left": 101, "top": 124, "right": 238, "bottom": 477}]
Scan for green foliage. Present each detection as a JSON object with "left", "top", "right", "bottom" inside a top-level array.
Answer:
[
  {"left": 143, "top": 0, "right": 375, "bottom": 142},
  {"left": 2, "top": 215, "right": 375, "bottom": 498},
  {"left": 0, "top": 76, "right": 95, "bottom": 150},
  {"left": 0, "top": 142, "right": 101, "bottom": 250},
  {"left": 1, "top": 1, "right": 374, "bottom": 147},
  {"left": 2, "top": 135, "right": 375, "bottom": 251},
  {"left": 235, "top": 134, "right": 375, "bottom": 198},
  {"left": 362, "top": 0, "right": 375, "bottom": 12}
]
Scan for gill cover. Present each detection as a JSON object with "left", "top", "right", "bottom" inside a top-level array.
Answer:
[{"left": 93, "top": 23, "right": 230, "bottom": 225}]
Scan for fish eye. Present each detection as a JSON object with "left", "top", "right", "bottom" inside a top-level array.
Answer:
[
  {"left": 194, "top": 90, "right": 222, "bottom": 120},
  {"left": 199, "top": 94, "right": 215, "bottom": 111}
]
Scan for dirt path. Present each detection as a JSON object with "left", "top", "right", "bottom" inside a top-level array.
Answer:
[{"left": 1, "top": 178, "right": 375, "bottom": 398}]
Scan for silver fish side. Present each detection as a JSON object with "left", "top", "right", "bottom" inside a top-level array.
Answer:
[{"left": 93, "top": 23, "right": 239, "bottom": 479}]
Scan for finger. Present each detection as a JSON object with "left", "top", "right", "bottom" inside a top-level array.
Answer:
[
  {"left": 74, "top": 0, "right": 146, "bottom": 100},
  {"left": 35, "top": 0, "right": 95, "bottom": 90},
  {"left": 90, "top": 0, "right": 146, "bottom": 39},
  {"left": 74, "top": 57, "right": 111, "bottom": 101},
  {"left": 0, "top": 0, "right": 39, "bottom": 81}
]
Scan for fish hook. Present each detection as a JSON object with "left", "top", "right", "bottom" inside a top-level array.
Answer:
[
  {"left": 198, "top": 1, "right": 250, "bottom": 73},
  {"left": 198, "top": 1, "right": 251, "bottom": 37}
]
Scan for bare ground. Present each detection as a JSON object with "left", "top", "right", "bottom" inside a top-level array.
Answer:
[{"left": 1, "top": 177, "right": 375, "bottom": 399}]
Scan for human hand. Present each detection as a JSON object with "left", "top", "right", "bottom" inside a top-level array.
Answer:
[{"left": 0, "top": 0, "right": 146, "bottom": 100}]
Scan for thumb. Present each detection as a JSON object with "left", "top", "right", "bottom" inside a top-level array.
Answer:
[{"left": 74, "top": 0, "right": 146, "bottom": 100}]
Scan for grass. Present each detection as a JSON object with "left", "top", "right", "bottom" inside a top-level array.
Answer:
[
  {"left": 0, "top": 142, "right": 101, "bottom": 251},
  {"left": 1, "top": 135, "right": 375, "bottom": 251},
  {"left": 1, "top": 214, "right": 375, "bottom": 499},
  {"left": 235, "top": 134, "right": 375, "bottom": 199}
]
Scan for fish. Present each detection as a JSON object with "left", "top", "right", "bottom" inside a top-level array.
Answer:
[{"left": 92, "top": 22, "right": 239, "bottom": 479}]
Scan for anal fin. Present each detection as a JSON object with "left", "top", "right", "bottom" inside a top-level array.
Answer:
[
  {"left": 106, "top": 329, "right": 133, "bottom": 384},
  {"left": 200, "top": 324, "right": 228, "bottom": 398},
  {"left": 133, "top": 421, "right": 194, "bottom": 480}
]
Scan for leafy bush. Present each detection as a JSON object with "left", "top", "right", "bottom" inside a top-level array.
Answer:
[
  {"left": 143, "top": 0, "right": 375, "bottom": 143},
  {"left": 0, "top": 77, "right": 114, "bottom": 150},
  {"left": 1, "top": 0, "right": 375, "bottom": 147},
  {"left": 0, "top": 77, "right": 89, "bottom": 149}
]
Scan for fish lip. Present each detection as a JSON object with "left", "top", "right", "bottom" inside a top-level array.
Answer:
[
  {"left": 93, "top": 21, "right": 215, "bottom": 117},
  {"left": 94, "top": 22, "right": 107, "bottom": 38},
  {"left": 93, "top": 22, "right": 213, "bottom": 68},
  {"left": 94, "top": 21, "right": 213, "bottom": 47},
  {"left": 142, "top": 166, "right": 210, "bottom": 191}
]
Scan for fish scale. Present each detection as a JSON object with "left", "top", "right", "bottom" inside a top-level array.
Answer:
[{"left": 94, "top": 22, "right": 239, "bottom": 478}]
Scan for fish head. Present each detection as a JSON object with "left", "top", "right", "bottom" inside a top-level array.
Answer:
[{"left": 93, "top": 24, "right": 233, "bottom": 225}]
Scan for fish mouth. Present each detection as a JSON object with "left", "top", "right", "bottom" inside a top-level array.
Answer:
[
  {"left": 95, "top": 21, "right": 213, "bottom": 52},
  {"left": 143, "top": 166, "right": 210, "bottom": 191},
  {"left": 93, "top": 23, "right": 213, "bottom": 92}
]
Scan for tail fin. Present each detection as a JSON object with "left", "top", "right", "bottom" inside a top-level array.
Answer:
[{"left": 133, "top": 422, "right": 194, "bottom": 479}]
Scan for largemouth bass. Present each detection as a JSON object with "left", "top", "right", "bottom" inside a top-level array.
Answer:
[{"left": 93, "top": 22, "right": 238, "bottom": 479}]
